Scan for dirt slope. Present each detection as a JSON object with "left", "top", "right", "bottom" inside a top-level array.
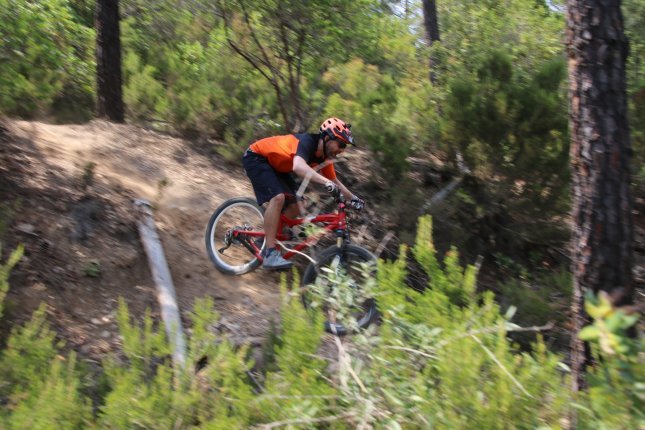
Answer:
[{"left": 0, "top": 120, "right": 299, "bottom": 359}]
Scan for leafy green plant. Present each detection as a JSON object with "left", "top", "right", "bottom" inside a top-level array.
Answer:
[
  {"left": 0, "top": 299, "right": 92, "bottom": 429},
  {"left": 494, "top": 252, "right": 529, "bottom": 279},
  {"left": 0, "top": 0, "right": 95, "bottom": 119},
  {"left": 500, "top": 271, "right": 571, "bottom": 320},
  {"left": 0, "top": 244, "right": 23, "bottom": 319},
  {"left": 323, "top": 58, "right": 415, "bottom": 178},
  {"left": 576, "top": 291, "right": 644, "bottom": 429},
  {"left": 82, "top": 260, "right": 101, "bottom": 278},
  {"left": 305, "top": 260, "right": 377, "bottom": 333},
  {"left": 99, "top": 297, "right": 256, "bottom": 428},
  {"left": 2, "top": 217, "right": 641, "bottom": 428},
  {"left": 365, "top": 215, "right": 572, "bottom": 427},
  {"left": 4, "top": 353, "right": 92, "bottom": 430}
]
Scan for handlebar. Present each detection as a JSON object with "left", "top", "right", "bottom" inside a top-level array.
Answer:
[{"left": 334, "top": 194, "right": 364, "bottom": 212}]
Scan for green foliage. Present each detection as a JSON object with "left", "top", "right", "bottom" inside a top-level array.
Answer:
[
  {"left": 254, "top": 279, "right": 337, "bottom": 425},
  {"left": 436, "top": 0, "right": 565, "bottom": 81},
  {"left": 437, "top": 50, "right": 570, "bottom": 261},
  {"left": 83, "top": 260, "right": 101, "bottom": 278},
  {"left": 0, "top": 244, "right": 23, "bottom": 319},
  {"left": 576, "top": 292, "right": 644, "bottom": 429},
  {"left": 322, "top": 58, "right": 417, "bottom": 177},
  {"left": 498, "top": 269, "right": 571, "bottom": 328},
  {"left": 306, "top": 258, "right": 377, "bottom": 333},
  {"left": 121, "top": 8, "right": 274, "bottom": 152},
  {"left": 416, "top": 1, "right": 571, "bottom": 263},
  {"left": 0, "top": 304, "right": 59, "bottom": 394},
  {"left": 0, "top": 301, "right": 92, "bottom": 429},
  {"left": 99, "top": 297, "right": 254, "bottom": 428},
  {"left": 217, "top": 0, "right": 387, "bottom": 130},
  {"left": 368, "top": 215, "right": 572, "bottom": 427},
  {"left": 444, "top": 51, "right": 568, "bottom": 184},
  {"left": 122, "top": 51, "right": 169, "bottom": 122},
  {"left": 0, "top": 0, "right": 95, "bottom": 120},
  {"left": 1, "top": 217, "right": 643, "bottom": 427},
  {"left": 623, "top": 0, "right": 645, "bottom": 172},
  {"left": 5, "top": 354, "right": 92, "bottom": 430}
]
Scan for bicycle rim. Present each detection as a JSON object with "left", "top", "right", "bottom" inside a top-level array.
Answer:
[{"left": 206, "top": 199, "right": 265, "bottom": 275}]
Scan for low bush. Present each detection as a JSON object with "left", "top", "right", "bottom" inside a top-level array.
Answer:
[{"left": 0, "top": 217, "right": 641, "bottom": 428}]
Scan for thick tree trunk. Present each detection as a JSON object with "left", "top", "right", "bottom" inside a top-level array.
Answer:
[
  {"left": 95, "top": 0, "right": 125, "bottom": 122},
  {"left": 566, "top": 0, "right": 634, "bottom": 394},
  {"left": 421, "top": 0, "right": 440, "bottom": 84}
]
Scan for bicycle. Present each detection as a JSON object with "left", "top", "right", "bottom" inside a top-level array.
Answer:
[{"left": 204, "top": 195, "right": 377, "bottom": 335}]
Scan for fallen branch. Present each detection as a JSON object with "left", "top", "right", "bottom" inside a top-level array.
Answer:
[{"left": 134, "top": 199, "right": 186, "bottom": 370}]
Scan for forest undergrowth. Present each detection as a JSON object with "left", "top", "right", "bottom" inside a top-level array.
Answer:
[{"left": 0, "top": 217, "right": 641, "bottom": 429}]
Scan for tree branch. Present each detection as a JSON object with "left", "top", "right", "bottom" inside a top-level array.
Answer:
[
  {"left": 226, "top": 39, "right": 275, "bottom": 85},
  {"left": 240, "top": 1, "right": 281, "bottom": 83}
]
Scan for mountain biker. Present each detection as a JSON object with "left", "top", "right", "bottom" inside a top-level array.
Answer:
[{"left": 242, "top": 117, "right": 365, "bottom": 270}]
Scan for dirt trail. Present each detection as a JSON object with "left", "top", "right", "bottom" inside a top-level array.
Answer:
[{"left": 1, "top": 120, "right": 286, "bottom": 358}]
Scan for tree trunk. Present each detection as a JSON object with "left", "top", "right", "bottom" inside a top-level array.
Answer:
[
  {"left": 566, "top": 0, "right": 634, "bottom": 395},
  {"left": 95, "top": 0, "right": 125, "bottom": 122},
  {"left": 421, "top": 0, "right": 440, "bottom": 84}
]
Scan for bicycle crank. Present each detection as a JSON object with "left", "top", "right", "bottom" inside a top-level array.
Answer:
[{"left": 218, "top": 225, "right": 254, "bottom": 254}]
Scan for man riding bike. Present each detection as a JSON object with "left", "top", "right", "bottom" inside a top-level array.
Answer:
[{"left": 242, "top": 117, "right": 365, "bottom": 270}]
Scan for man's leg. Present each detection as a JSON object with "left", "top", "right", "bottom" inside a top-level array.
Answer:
[
  {"left": 262, "top": 192, "right": 292, "bottom": 270},
  {"left": 263, "top": 193, "right": 285, "bottom": 250},
  {"left": 282, "top": 200, "right": 302, "bottom": 219}
]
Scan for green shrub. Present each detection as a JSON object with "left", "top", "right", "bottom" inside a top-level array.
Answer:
[
  {"left": 0, "top": 244, "right": 23, "bottom": 319},
  {"left": 498, "top": 269, "right": 572, "bottom": 350},
  {"left": 362, "top": 216, "right": 572, "bottom": 427},
  {"left": 0, "top": 286, "right": 91, "bottom": 429},
  {"left": 576, "top": 292, "right": 644, "bottom": 429},
  {"left": 0, "top": 0, "right": 95, "bottom": 119},
  {"left": 322, "top": 58, "right": 414, "bottom": 178},
  {"left": 4, "top": 353, "right": 92, "bottom": 430},
  {"left": 2, "top": 222, "right": 642, "bottom": 428}
]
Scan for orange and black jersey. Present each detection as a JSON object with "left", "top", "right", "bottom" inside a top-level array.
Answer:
[{"left": 249, "top": 133, "right": 336, "bottom": 180}]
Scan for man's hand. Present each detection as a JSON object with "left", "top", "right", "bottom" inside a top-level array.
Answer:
[
  {"left": 350, "top": 195, "right": 365, "bottom": 211},
  {"left": 325, "top": 180, "right": 341, "bottom": 199}
]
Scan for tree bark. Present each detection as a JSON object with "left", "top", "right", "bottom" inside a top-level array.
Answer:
[
  {"left": 566, "top": 0, "right": 634, "bottom": 395},
  {"left": 95, "top": 0, "right": 125, "bottom": 122},
  {"left": 421, "top": 0, "right": 440, "bottom": 84}
]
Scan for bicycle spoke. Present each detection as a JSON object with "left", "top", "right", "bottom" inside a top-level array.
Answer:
[{"left": 206, "top": 199, "right": 265, "bottom": 275}]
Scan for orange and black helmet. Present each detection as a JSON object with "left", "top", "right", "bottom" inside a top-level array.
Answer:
[{"left": 320, "top": 117, "right": 354, "bottom": 147}]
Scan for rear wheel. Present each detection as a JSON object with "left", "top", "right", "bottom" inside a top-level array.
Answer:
[
  {"left": 302, "top": 244, "right": 378, "bottom": 335},
  {"left": 205, "top": 197, "right": 265, "bottom": 275}
]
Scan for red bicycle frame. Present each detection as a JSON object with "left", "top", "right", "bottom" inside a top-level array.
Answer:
[{"left": 232, "top": 201, "right": 349, "bottom": 262}]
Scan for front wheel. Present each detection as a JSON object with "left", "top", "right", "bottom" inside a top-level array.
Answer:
[
  {"left": 205, "top": 197, "right": 265, "bottom": 275},
  {"left": 302, "top": 244, "right": 378, "bottom": 335}
]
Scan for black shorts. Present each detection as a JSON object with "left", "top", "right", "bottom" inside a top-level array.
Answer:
[{"left": 242, "top": 149, "right": 298, "bottom": 206}]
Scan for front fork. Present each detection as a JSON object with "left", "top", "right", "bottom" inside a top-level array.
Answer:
[{"left": 335, "top": 228, "right": 351, "bottom": 250}]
